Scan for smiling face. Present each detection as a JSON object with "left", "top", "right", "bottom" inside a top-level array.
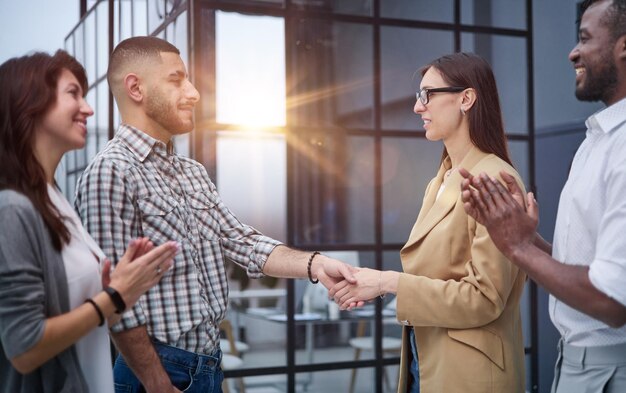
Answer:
[
  {"left": 569, "top": 0, "right": 618, "bottom": 104},
  {"left": 413, "top": 67, "right": 464, "bottom": 142},
  {"left": 37, "top": 68, "right": 94, "bottom": 153},
  {"left": 143, "top": 52, "right": 200, "bottom": 137}
]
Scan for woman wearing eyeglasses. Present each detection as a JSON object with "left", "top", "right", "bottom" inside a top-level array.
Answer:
[{"left": 331, "top": 52, "right": 527, "bottom": 392}]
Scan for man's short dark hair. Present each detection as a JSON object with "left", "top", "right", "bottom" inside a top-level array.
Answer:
[
  {"left": 107, "top": 36, "right": 180, "bottom": 96},
  {"left": 580, "top": 0, "right": 626, "bottom": 41}
]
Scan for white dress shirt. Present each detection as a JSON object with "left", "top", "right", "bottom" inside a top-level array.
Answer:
[
  {"left": 550, "top": 96, "right": 626, "bottom": 346},
  {"left": 48, "top": 185, "right": 114, "bottom": 392}
]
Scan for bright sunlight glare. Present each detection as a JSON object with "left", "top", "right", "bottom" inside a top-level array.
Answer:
[{"left": 216, "top": 12, "right": 286, "bottom": 128}]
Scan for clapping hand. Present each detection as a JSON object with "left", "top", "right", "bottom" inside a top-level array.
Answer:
[
  {"left": 459, "top": 169, "right": 538, "bottom": 257},
  {"left": 101, "top": 237, "right": 155, "bottom": 289}
]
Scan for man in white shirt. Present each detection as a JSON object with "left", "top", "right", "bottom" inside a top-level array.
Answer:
[{"left": 459, "top": 0, "right": 626, "bottom": 392}]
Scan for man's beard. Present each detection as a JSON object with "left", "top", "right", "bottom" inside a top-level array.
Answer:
[
  {"left": 575, "top": 50, "right": 618, "bottom": 103},
  {"left": 145, "top": 87, "right": 194, "bottom": 134}
]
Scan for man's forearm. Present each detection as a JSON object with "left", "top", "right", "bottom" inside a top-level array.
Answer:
[
  {"left": 262, "top": 245, "right": 357, "bottom": 292},
  {"left": 262, "top": 245, "right": 314, "bottom": 279},
  {"left": 111, "top": 326, "right": 171, "bottom": 391},
  {"left": 510, "top": 244, "right": 626, "bottom": 327},
  {"left": 533, "top": 232, "right": 552, "bottom": 255}
]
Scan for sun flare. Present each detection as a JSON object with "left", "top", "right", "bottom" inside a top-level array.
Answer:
[{"left": 216, "top": 11, "right": 286, "bottom": 129}]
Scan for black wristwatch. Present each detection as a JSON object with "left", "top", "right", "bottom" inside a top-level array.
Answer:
[{"left": 104, "top": 286, "right": 127, "bottom": 314}]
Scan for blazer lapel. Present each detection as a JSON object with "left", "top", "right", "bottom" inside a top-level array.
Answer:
[{"left": 402, "top": 146, "right": 489, "bottom": 252}]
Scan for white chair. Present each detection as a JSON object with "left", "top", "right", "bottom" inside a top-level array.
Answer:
[
  {"left": 220, "top": 319, "right": 246, "bottom": 393},
  {"left": 221, "top": 337, "right": 250, "bottom": 358},
  {"left": 348, "top": 297, "right": 402, "bottom": 393},
  {"left": 221, "top": 354, "right": 244, "bottom": 393}
]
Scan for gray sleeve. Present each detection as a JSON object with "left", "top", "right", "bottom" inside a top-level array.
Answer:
[{"left": 0, "top": 201, "right": 47, "bottom": 359}]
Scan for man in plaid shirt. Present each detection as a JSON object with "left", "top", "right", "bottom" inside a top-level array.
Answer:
[{"left": 75, "top": 36, "right": 358, "bottom": 393}]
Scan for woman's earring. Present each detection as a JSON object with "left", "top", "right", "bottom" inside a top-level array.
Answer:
[{"left": 460, "top": 107, "right": 466, "bottom": 116}]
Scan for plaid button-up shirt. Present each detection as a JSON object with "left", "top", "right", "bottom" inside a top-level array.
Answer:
[{"left": 75, "top": 124, "right": 281, "bottom": 354}]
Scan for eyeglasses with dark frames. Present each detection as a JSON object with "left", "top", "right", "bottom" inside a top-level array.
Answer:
[{"left": 416, "top": 87, "right": 467, "bottom": 105}]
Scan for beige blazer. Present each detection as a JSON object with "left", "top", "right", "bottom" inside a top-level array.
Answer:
[{"left": 396, "top": 146, "right": 526, "bottom": 393}]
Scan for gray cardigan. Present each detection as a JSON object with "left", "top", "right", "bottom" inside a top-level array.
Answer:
[{"left": 0, "top": 190, "right": 88, "bottom": 393}]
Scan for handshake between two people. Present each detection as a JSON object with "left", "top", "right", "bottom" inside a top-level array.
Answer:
[
  {"left": 307, "top": 254, "right": 394, "bottom": 310},
  {"left": 321, "top": 262, "right": 400, "bottom": 311}
]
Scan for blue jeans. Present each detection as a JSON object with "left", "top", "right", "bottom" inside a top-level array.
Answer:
[
  {"left": 114, "top": 340, "right": 224, "bottom": 393},
  {"left": 409, "top": 329, "right": 420, "bottom": 393}
]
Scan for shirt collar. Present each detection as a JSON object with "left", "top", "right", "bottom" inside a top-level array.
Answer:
[
  {"left": 116, "top": 124, "right": 174, "bottom": 162},
  {"left": 586, "top": 96, "right": 626, "bottom": 136}
]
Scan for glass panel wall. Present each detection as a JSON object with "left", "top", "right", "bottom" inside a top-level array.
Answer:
[
  {"left": 461, "top": 0, "right": 526, "bottom": 30},
  {"left": 211, "top": 11, "right": 291, "bottom": 380},
  {"left": 381, "top": 0, "right": 454, "bottom": 23},
  {"left": 216, "top": 131, "right": 287, "bottom": 242},
  {"left": 380, "top": 27, "right": 454, "bottom": 131},
  {"left": 216, "top": 12, "right": 286, "bottom": 128},
  {"left": 381, "top": 138, "right": 441, "bottom": 243},
  {"left": 293, "top": 0, "right": 373, "bottom": 16},
  {"left": 62, "top": 1, "right": 109, "bottom": 196},
  {"left": 461, "top": 33, "right": 529, "bottom": 135}
]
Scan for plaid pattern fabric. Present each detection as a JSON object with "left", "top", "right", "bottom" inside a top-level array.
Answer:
[{"left": 75, "top": 124, "right": 281, "bottom": 354}]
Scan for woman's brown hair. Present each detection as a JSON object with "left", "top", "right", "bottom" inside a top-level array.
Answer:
[
  {"left": 421, "top": 52, "right": 513, "bottom": 166},
  {"left": 0, "top": 50, "right": 88, "bottom": 250}
]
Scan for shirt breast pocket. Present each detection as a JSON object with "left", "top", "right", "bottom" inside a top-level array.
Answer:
[
  {"left": 186, "top": 191, "right": 221, "bottom": 241},
  {"left": 138, "top": 194, "right": 186, "bottom": 244}
]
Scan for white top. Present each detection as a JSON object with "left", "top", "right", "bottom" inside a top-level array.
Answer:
[
  {"left": 550, "top": 96, "right": 626, "bottom": 346},
  {"left": 48, "top": 185, "right": 114, "bottom": 393},
  {"left": 436, "top": 183, "right": 446, "bottom": 200}
]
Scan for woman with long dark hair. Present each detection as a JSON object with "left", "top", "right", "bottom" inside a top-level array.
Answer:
[
  {"left": 0, "top": 50, "right": 179, "bottom": 393},
  {"left": 331, "top": 53, "right": 527, "bottom": 392}
]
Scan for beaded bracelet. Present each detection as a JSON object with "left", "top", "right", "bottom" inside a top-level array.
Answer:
[
  {"left": 85, "top": 298, "right": 105, "bottom": 326},
  {"left": 307, "top": 251, "right": 320, "bottom": 284}
]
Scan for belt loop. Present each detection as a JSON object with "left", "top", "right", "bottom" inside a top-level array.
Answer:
[
  {"left": 573, "top": 345, "right": 585, "bottom": 367},
  {"left": 580, "top": 346, "right": 587, "bottom": 367},
  {"left": 563, "top": 341, "right": 585, "bottom": 368},
  {"left": 194, "top": 354, "right": 204, "bottom": 376}
]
